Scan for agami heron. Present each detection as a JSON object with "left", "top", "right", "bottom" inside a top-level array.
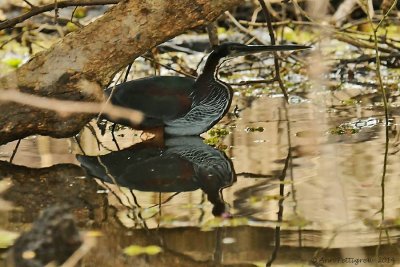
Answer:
[{"left": 103, "top": 43, "right": 309, "bottom": 135}]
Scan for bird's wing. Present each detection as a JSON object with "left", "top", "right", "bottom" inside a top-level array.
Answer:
[{"left": 106, "top": 76, "right": 196, "bottom": 121}]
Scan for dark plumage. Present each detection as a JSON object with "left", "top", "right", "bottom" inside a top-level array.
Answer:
[
  {"left": 77, "top": 136, "right": 236, "bottom": 216},
  {"left": 103, "top": 43, "right": 310, "bottom": 135}
]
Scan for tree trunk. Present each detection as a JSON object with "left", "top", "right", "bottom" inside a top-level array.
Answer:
[{"left": 0, "top": 0, "right": 242, "bottom": 145}]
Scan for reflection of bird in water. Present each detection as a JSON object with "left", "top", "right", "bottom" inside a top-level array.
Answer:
[
  {"left": 77, "top": 136, "right": 236, "bottom": 216},
  {"left": 102, "top": 43, "right": 309, "bottom": 135}
]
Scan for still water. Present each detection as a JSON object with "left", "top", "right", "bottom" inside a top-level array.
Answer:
[{"left": 1, "top": 89, "right": 400, "bottom": 266}]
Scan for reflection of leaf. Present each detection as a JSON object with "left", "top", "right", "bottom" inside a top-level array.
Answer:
[
  {"left": 286, "top": 214, "right": 310, "bottom": 228},
  {"left": 201, "top": 217, "right": 224, "bottom": 231},
  {"left": 123, "top": 245, "right": 162, "bottom": 256},
  {"left": 141, "top": 207, "right": 159, "bottom": 219},
  {"left": 0, "top": 230, "right": 19, "bottom": 248},
  {"left": 251, "top": 261, "right": 265, "bottom": 267},
  {"left": 363, "top": 218, "right": 379, "bottom": 228},
  {"left": 201, "top": 217, "right": 249, "bottom": 231}
]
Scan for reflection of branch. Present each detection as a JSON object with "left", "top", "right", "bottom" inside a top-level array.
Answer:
[
  {"left": 236, "top": 172, "right": 273, "bottom": 178},
  {"left": 0, "top": 0, "right": 120, "bottom": 30},
  {"left": 0, "top": 89, "right": 143, "bottom": 125},
  {"left": 366, "top": 0, "right": 398, "bottom": 256},
  {"left": 266, "top": 148, "right": 291, "bottom": 267}
]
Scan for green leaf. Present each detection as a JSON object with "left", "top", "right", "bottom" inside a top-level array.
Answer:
[
  {"left": 0, "top": 230, "right": 19, "bottom": 248},
  {"left": 66, "top": 22, "right": 80, "bottom": 32},
  {"left": 73, "top": 7, "right": 87, "bottom": 18},
  {"left": 123, "top": 245, "right": 162, "bottom": 256},
  {"left": 3, "top": 58, "right": 22, "bottom": 68},
  {"left": 145, "top": 245, "right": 163, "bottom": 255}
]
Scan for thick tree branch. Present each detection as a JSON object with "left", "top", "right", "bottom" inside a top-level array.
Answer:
[{"left": 0, "top": 0, "right": 242, "bottom": 145}]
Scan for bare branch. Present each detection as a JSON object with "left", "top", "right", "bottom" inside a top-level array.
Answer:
[
  {"left": 0, "top": 90, "right": 143, "bottom": 125},
  {"left": 22, "top": 0, "right": 36, "bottom": 8},
  {"left": 0, "top": 0, "right": 121, "bottom": 31}
]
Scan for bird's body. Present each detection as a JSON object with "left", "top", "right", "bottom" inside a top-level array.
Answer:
[
  {"left": 105, "top": 75, "right": 232, "bottom": 135},
  {"left": 103, "top": 43, "right": 309, "bottom": 135}
]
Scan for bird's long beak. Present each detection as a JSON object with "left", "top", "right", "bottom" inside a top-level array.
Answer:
[{"left": 234, "top": 44, "right": 311, "bottom": 56}]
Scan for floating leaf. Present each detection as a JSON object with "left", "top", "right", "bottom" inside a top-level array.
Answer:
[
  {"left": 123, "top": 245, "right": 162, "bottom": 256},
  {"left": 208, "top": 128, "right": 229, "bottom": 137},
  {"left": 286, "top": 214, "right": 310, "bottom": 228},
  {"left": 66, "top": 22, "right": 80, "bottom": 32},
  {"left": 245, "top": 126, "right": 264, "bottom": 133},
  {"left": 0, "top": 229, "right": 19, "bottom": 248},
  {"left": 73, "top": 7, "right": 87, "bottom": 18},
  {"left": 145, "top": 245, "right": 163, "bottom": 255}
]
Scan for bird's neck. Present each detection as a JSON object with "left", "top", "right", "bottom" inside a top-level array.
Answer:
[{"left": 197, "top": 51, "right": 224, "bottom": 82}]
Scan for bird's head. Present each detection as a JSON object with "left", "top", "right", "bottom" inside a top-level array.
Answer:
[{"left": 213, "top": 42, "right": 311, "bottom": 58}]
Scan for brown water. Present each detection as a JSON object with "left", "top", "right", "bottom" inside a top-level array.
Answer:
[{"left": 1, "top": 86, "right": 400, "bottom": 266}]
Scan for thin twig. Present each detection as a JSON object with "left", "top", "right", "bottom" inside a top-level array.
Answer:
[
  {"left": 0, "top": 32, "right": 24, "bottom": 49},
  {"left": 9, "top": 139, "right": 22, "bottom": 163},
  {"left": 142, "top": 55, "right": 197, "bottom": 79},
  {"left": 224, "top": 11, "right": 266, "bottom": 45},
  {"left": 238, "top": 20, "right": 291, "bottom": 27},
  {"left": 54, "top": 0, "right": 59, "bottom": 25},
  {"left": 259, "top": 0, "right": 289, "bottom": 101},
  {"left": 0, "top": 0, "right": 121, "bottom": 30},
  {"left": 22, "top": 0, "right": 36, "bottom": 8},
  {"left": 229, "top": 78, "right": 276, "bottom": 86}
]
